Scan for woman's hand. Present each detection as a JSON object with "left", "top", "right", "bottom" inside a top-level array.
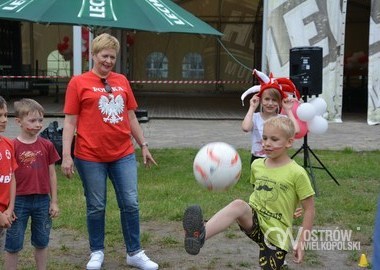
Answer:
[
  {"left": 141, "top": 147, "right": 158, "bottom": 167},
  {"left": 61, "top": 155, "right": 75, "bottom": 179}
]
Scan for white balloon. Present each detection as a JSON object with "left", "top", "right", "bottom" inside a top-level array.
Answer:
[
  {"left": 310, "top": 97, "right": 327, "bottom": 116},
  {"left": 297, "top": 103, "right": 316, "bottom": 122},
  {"left": 308, "top": 116, "right": 328, "bottom": 134}
]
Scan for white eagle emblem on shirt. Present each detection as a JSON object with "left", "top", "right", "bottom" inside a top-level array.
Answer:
[{"left": 98, "top": 94, "right": 124, "bottom": 124}]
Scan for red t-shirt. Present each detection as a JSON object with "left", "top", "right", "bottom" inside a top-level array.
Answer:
[
  {"left": 0, "top": 136, "right": 18, "bottom": 212},
  {"left": 13, "top": 137, "right": 60, "bottom": 195},
  {"left": 64, "top": 71, "right": 138, "bottom": 162}
]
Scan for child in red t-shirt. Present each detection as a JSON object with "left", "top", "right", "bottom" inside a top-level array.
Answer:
[
  {"left": 4, "top": 98, "right": 60, "bottom": 269},
  {"left": 0, "top": 96, "right": 18, "bottom": 250}
]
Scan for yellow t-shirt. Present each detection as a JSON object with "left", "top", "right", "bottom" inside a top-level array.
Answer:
[{"left": 249, "top": 158, "right": 315, "bottom": 251}]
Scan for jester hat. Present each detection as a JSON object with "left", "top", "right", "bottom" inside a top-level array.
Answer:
[{"left": 241, "top": 69, "right": 301, "bottom": 103}]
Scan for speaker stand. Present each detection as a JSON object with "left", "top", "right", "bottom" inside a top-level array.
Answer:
[
  {"left": 291, "top": 134, "right": 339, "bottom": 195},
  {"left": 291, "top": 96, "right": 339, "bottom": 195}
]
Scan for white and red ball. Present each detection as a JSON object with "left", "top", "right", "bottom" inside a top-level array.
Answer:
[{"left": 193, "top": 142, "right": 242, "bottom": 191}]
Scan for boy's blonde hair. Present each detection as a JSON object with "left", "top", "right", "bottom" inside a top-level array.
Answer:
[
  {"left": 264, "top": 116, "right": 295, "bottom": 138},
  {"left": 92, "top": 33, "right": 120, "bottom": 55},
  {"left": 14, "top": 98, "right": 44, "bottom": 119}
]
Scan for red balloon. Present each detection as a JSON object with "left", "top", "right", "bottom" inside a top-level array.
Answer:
[
  {"left": 63, "top": 36, "right": 70, "bottom": 43},
  {"left": 127, "top": 35, "right": 134, "bottom": 46},
  {"left": 81, "top": 28, "right": 89, "bottom": 39},
  {"left": 295, "top": 119, "right": 308, "bottom": 139},
  {"left": 57, "top": 43, "right": 64, "bottom": 52},
  {"left": 281, "top": 101, "right": 308, "bottom": 139}
]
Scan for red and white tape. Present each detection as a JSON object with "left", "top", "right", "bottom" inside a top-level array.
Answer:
[
  {"left": 0, "top": 76, "right": 251, "bottom": 85},
  {"left": 0, "top": 76, "right": 68, "bottom": 79},
  {"left": 129, "top": 80, "right": 251, "bottom": 84}
]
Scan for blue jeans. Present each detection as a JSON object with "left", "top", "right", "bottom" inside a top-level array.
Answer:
[
  {"left": 373, "top": 197, "right": 380, "bottom": 269},
  {"left": 5, "top": 194, "right": 52, "bottom": 252},
  {"left": 75, "top": 154, "right": 141, "bottom": 254}
]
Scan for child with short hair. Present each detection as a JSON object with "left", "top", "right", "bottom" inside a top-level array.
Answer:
[
  {"left": 183, "top": 116, "right": 315, "bottom": 269},
  {"left": 4, "top": 98, "right": 60, "bottom": 270},
  {"left": 0, "top": 96, "right": 17, "bottom": 250}
]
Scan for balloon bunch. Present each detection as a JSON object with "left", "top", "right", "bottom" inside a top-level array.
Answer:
[
  {"left": 57, "top": 36, "right": 72, "bottom": 61},
  {"left": 240, "top": 69, "right": 329, "bottom": 139},
  {"left": 296, "top": 97, "right": 328, "bottom": 135},
  {"left": 126, "top": 32, "right": 135, "bottom": 47},
  {"left": 344, "top": 51, "right": 368, "bottom": 71}
]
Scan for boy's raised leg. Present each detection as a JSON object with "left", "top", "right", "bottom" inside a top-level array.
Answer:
[{"left": 183, "top": 205, "right": 205, "bottom": 255}]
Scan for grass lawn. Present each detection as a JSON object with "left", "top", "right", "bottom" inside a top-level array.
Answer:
[{"left": 57, "top": 148, "right": 379, "bottom": 244}]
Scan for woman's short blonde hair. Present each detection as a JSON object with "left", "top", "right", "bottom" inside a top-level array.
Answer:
[
  {"left": 91, "top": 33, "right": 120, "bottom": 55},
  {"left": 264, "top": 116, "right": 295, "bottom": 138}
]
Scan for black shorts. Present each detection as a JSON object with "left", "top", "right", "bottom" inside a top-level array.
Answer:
[{"left": 240, "top": 210, "right": 288, "bottom": 270}]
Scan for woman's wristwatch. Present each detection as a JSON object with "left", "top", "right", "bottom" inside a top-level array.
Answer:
[{"left": 141, "top": 142, "right": 149, "bottom": 148}]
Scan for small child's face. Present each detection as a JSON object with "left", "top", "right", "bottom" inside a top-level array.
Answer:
[
  {"left": 262, "top": 124, "right": 293, "bottom": 158},
  {"left": 17, "top": 111, "right": 44, "bottom": 136},
  {"left": 260, "top": 90, "right": 280, "bottom": 114},
  {"left": 0, "top": 105, "right": 8, "bottom": 133}
]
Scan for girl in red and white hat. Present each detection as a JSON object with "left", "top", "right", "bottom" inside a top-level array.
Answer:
[{"left": 241, "top": 69, "right": 301, "bottom": 164}]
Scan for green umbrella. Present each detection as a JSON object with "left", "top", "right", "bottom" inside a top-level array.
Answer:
[{"left": 0, "top": 0, "right": 222, "bottom": 35}]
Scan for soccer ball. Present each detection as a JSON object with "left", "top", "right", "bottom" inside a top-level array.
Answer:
[{"left": 193, "top": 142, "right": 242, "bottom": 191}]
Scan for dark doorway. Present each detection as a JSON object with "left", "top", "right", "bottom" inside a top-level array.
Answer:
[{"left": 343, "top": 1, "right": 371, "bottom": 115}]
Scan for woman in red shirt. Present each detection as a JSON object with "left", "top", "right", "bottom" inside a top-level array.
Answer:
[{"left": 61, "top": 33, "right": 158, "bottom": 270}]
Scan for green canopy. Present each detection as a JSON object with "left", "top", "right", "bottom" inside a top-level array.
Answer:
[{"left": 0, "top": 0, "right": 222, "bottom": 35}]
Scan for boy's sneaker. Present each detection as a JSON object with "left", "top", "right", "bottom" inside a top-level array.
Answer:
[
  {"left": 183, "top": 205, "right": 205, "bottom": 255},
  {"left": 86, "top": 250, "right": 104, "bottom": 270},
  {"left": 126, "top": 250, "right": 158, "bottom": 270}
]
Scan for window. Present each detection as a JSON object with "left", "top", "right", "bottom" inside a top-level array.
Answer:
[
  {"left": 146, "top": 52, "right": 168, "bottom": 79},
  {"left": 47, "top": 50, "right": 71, "bottom": 77},
  {"left": 182, "top": 53, "right": 204, "bottom": 79}
]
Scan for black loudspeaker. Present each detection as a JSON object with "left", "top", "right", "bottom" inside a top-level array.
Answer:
[{"left": 289, "top": 47, "right": 322, "bottom": 96}]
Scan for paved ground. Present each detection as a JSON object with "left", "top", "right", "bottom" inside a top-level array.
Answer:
[{"left": 3, "top": 91, "right": 380, "bottom": 151}]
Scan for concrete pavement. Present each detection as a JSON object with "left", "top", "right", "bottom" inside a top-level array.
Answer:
[{"left": 3, "top": 114, "right": 379, "bottom": 152}]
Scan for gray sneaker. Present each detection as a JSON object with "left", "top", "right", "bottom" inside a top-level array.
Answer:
[{"left": 183, "top": 205, "right": 205, "bottom": 255}]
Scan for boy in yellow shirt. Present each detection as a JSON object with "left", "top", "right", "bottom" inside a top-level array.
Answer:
[{"left": 183, "top": 116, "right": 315, "bottom": 269}]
